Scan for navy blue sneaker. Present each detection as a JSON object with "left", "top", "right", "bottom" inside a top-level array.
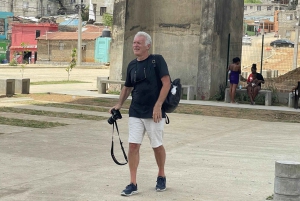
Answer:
[
  {"left": 121, "top": 183, "right": 138, "bottom": 196},
  {"left": 156, "top": 176, "right": 166, "bottom": 191}
]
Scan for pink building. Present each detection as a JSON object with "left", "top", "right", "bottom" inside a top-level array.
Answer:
[{"left": 10, "top": 23, "right": 58, "bottom": 63}]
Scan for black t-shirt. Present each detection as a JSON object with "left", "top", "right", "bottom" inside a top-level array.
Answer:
[{"left": 125, "top": 54, "right": 170, "bottom": 118}]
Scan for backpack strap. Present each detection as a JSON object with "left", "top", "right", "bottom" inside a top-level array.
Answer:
[
  {"left": 111, "top": 121, "right": 128, "bottom": 165},
  {"left": 152, "top": 54, "right": 170, "bottom": 124}
]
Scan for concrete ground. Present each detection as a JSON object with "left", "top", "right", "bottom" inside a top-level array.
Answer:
[{"left": 0, "top": 66, "right": 300, "bottom": 201}]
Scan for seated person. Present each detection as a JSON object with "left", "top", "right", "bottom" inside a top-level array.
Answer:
[
  {"left": 246, "top": 64, "right": 264, "bottom": 105},
  {"left": 291, "top": 82, "right": 300, "bottom": 109}
]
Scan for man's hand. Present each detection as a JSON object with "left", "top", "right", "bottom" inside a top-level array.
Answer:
[
  {"left": 109, "top": 104, "right": 122, "bottom": 114},
  {"left": 152, "top": 105, "right": 162, "bottom": 123}
]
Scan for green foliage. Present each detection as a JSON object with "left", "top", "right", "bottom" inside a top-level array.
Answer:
[
  {"left": 9, "top": 59, "right": 18, "bottom": 66},
  {"left": 103, "top": 13, "right": 113, "bottom": 27},
  {"left": 210, "top": 83, "right": 226, "bottom": 101},
  {"left": 66, "top": 48, "right": 77, "bottom": 81},
  {"left": 244, "top": 0, "right": 262, "bottom": 3},
  {"left": 81, "top": 6, "right": 89, "bottom": 21}
]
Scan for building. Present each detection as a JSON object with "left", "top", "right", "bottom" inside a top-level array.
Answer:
[
  {"left": 109, "top": 0, "right": 244, "bottom": 100},
  {"left": 89, "top": 0, "right": 114, "bottom": 24},
  {"left": 277, "top": 10, "right": 299, "bottom": 40},
  {"left": 0, "top": 12, "right": 13, "bottom": 63},
  {"left": 10, "top": 22, "right": 58, "bottom": 64},
  {"left": 36, "top": 31, "right": 102, "bottom": 63}
]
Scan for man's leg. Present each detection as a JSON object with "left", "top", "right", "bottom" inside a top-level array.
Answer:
[
  {"left": 121, "top": 118, "right": 145, "bottom": 196},
  {"left": 153, "top": 145, "right": 166, "bottom": 177},
  {"left": 128, "top": 143, "right": 141, "bottom": 185}
]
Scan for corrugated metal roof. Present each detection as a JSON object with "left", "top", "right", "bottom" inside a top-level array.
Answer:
[{"left": 37, "top": 32, "right": 102, "bottom": 40}]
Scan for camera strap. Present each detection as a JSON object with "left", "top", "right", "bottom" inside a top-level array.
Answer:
[{"left": 111, "top": 121, "right": 128, "bottom": 165}]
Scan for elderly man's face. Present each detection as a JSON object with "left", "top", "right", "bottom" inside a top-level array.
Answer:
[{"left": 132, "top": 36, "right": 150, "bottom": 57}]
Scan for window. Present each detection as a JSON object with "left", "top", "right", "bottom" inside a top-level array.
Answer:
[
  {"left": 59, "top": 42, "right": 64, "bottom": 50},
  {"left": 275, "top": 7, "right": 278, "bottom": 10},
  {"left": 244, "top": 6, "right": 247, "bottom": 10},
  {"left": 93, "top": 4, "right": 97, "bottom": 20},
  {"left": 286, "top": 14, "right": 293, "bottom": 20},
  {"left": 267, "top": 6, "right": 272, "bottom": 11},
  {"left": 23, "top": 1, "right": 29, "bottom": 11},
  {"left": 100, "top": 7, "right": 106, "bottom": 16},
  {"left": 47, "top": 4, "right": 51, "bottom": 13},
  {"left": 257, "top": 6, "right": 261, "bottom": 11},
  {"left": 250, "top": 6, "right": 253, "bottom": 9},
  {"left": 70, "top": 0, "right": 76, "bottom": 3},
  {"left": 35, "top": 30, "right": 40, "bottom": 38}
]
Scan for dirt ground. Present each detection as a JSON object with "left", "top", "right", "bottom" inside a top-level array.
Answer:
[{"left": 19, "top": 93, "right": 300, "bottom": 124}]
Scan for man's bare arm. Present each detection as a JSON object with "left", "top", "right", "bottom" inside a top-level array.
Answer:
[
  {"left": 153, "top": 75, "right": 171, "bottom": 122},
  {"left": 110, "top": 86, "right": 133, "bottom": 112}
]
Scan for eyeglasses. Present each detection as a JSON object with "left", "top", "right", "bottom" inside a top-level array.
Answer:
[{"left": 134, "top": 67, "right": 146, "bottom": 83}]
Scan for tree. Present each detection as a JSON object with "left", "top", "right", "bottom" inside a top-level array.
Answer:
[
  {"left": 103, "top": 13, "right": 113, "bottom": 27},
  {"left": 66, "top": 48, "right": 77, "bottom": 81}
]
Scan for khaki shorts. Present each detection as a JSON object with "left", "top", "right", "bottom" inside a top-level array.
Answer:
[{"left": 128, "top": 117, "right": 165, "bottom": 148}]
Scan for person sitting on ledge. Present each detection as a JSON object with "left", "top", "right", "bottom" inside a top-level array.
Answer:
[{"left": 246, "top": 64, "right": 264, "bottom": 105}]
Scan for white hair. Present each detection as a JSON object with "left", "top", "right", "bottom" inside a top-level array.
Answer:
[{"left": 134, "top": 31, "right": 152, "bottom": 46}]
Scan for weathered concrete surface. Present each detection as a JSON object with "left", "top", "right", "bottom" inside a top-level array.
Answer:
[
  {"left": 0, "top": 67, "right": 300, "bottom": 200},
  {"left": 110, "top": 0, "right": 243, "bottom": 100},
  {"left": 1, "top": 110, "right": 300, "bottom": 201}
]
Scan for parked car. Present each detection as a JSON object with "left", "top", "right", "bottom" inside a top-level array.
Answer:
[
  {"left": 270, "top": 39, "right": 294, "bottom": 47},
  {"left": 242, "top": 36, "right": 252, "bottom": 46}
]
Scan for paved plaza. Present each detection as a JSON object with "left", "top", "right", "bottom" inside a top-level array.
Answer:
[{"left": 0, "top": 66, "right": 300, "bottom": 201}]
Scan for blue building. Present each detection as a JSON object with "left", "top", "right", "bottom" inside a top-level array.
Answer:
[{"left": 0, "top": 12, "right": 13, "bottom": 63}]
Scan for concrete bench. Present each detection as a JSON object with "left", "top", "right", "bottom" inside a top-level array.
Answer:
[
  {"left": 225, "top": 88, "right": 272, "bottom": 106},
  {"left": 0, "top": 79, "right": 15, "bottom": 97},
  {"left": 15, "top": 78, "right": 30, "bottom": 94},
  {"left": 288, "top": 92, "right": 300, "bottom": 108},
  {"left": 181, "top": 85, "right": 195, "bottom": 100},
  {"left": 97, "top": 77, "right": 125, "bottom": 94}
]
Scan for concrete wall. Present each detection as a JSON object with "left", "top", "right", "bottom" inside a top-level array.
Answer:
[
  {"left": 37, "top": 40, "right": 96, "bottom": 62},
  {"left": 278, "top": 10, "right": 298, "bottom": 40},
  {"left": 109, "top": 0, "right": 243, "bottom": 100}
]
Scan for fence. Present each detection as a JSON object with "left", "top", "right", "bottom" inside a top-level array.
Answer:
[{"left": 228, "top": 33, "right": 300, "bottom": 92}]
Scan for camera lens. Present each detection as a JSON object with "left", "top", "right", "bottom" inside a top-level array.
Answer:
[{"left": 107, "top": 116, "right": 115, "bottom": 124}]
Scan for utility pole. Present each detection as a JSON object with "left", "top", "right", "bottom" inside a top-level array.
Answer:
[
  {"left": 76, "top": 0, "right": 84, "bottom": 66},
  {"left": 293, "top": 10, "right": 300, "bottom": 70},
  {"left": 77, "top": 6, "right": 82, "bottom": 66}
]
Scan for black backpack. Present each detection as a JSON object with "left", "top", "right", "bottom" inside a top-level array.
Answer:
[{"left": 152, "top": 55, "right": 181, "bottom": 113}]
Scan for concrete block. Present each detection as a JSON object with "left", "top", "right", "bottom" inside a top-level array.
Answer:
[
  {"left": 265, "top": 91, "right": 272, "bottom": 106},
  {"left": 274, "top": 161, "right": 300, "bottom": 200},
  {"left": 289, "top": 92, "right": 295, "bottom": 108},
  {"left": 271, "top": 70, "right": 278, "bottom": 78},
  {"left": 273, "top": 194, "right": 300, "bottom": 201},
  {"left": 0, "top": 79, "right": 15, "bottom": 97},
  {"left": 15, "top": 78, "right": 30, "bottom": 94},
  {"left": 97, "top": 77, "right": 108, "bottom": 93},
  {"left": 262, "top": 70, "right": 272, "bottom": 78}
]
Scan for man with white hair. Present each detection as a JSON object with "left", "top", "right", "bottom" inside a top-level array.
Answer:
[{"left": 110, "top": 31, "right": 171, "bottom": 196}]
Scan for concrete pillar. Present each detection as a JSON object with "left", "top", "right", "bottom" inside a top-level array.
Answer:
[
  {"left": 274, "top": 161, "right": 300, "bottom": 201},
  {"left": 15, "top": 78, "right": 30, "bottom": 94},
  {"left": 31, "top": 51, "right": 35, "bottom": 64},
  {"left": 0, "top": 79, "right": 15, "bottom": 97},
  {"left": 110, "top": 0, "right": 244, "bottom": 100},
  {"left": 97, "top": 77, "right": 109, "bottom": 93}
]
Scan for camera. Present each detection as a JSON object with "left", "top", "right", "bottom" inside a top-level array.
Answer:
[{"left": 108, "top": 109, "right": 122, "bottom": 124}]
